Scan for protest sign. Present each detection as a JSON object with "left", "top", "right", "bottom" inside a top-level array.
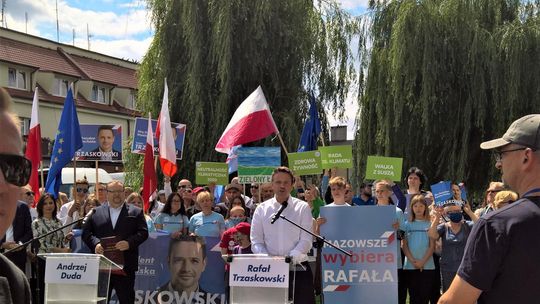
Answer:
[
  {"left": 75, "top": 124, "right": 122, "bottom": 161},
  {"left": 237, "top": 147, "right": 281, "bottom": 184},
  {"left": 196, "top": 162, "right": 229, "bottom": 185},
  {"left": 320, "top": 206, "right": 397, "bottom": 303},
  {"left": 365, "top": 156, "right": 403, "bottom": 182},
  {"left": 431, "top": 181, "right": 453, "bottom": 206},
  {"left": 319, "top": 145, "right": 353, "bottom": 169},
  {"left": 131, "top": 117, "right": 186, "bottom": 160},
  {"left": 287, "top": 151, "right": 322, "bottom": 175}
]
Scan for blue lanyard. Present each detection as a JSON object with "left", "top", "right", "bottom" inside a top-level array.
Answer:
[{"left": 522, "top": 188, "right": 540, "bottom": 198}]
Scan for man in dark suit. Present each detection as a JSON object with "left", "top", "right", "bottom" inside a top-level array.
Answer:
[
  {"left": 0, "top": 201, "right": 33, "bottom": 271},
  {"left": 82, "top": 180, "right": 148, "bottom": 303},
  {"left": 0, "top": 87, "right": 32, "bottom": 304}
]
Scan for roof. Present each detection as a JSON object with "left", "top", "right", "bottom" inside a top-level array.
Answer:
[{"left": 0, "top": 36, "right": 138, "bottom": 89}]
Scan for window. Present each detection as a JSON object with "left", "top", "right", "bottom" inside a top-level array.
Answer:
[
  {"left": 91, "top": 84, "right": 108, "bottom": 103},
  {"left": 8, "top": 68, "right": 27, "bottom": 89},
  {"left": 20, "top": 117, "right": 30, "bottom": 136},
  {"left": 53, "top": 78, "right": 69, "bottom": 97},
  {"left": 127, "top": 91, "right": 137, "bottom": 109}
]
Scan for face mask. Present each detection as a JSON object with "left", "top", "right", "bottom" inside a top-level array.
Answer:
[
  {"left": 229, "top": 218, "right": 244, "bottom": 225},
  {"left": 448, "top": 212, "right": 463, "bottom": 223}
]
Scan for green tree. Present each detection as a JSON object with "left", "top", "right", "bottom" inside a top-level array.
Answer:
[
  {"left": 354, "top": 0, "right": 540, "bottom": 197},
  {"left": 132, "top": 0, "right": 358, "bottom": 185}
]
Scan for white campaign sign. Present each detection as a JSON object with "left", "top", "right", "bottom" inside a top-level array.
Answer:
[
  {"left": 45, "top": 256, "right": 100, "bottom": 285},
  {"left": 229, "top": 256, "right": 289, "bottom": 288}
]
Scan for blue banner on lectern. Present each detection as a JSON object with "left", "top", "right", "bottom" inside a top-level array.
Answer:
[{"left": 320, "top": 206, "right": 398, "bottom": 303}]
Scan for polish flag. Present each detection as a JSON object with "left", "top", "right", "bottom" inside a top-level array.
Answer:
[
  {"left": 25, "top": 88, "right": 42, "bottom": 206},
  {"left": 155, "top": 80, "right": 177, "bottom": 177},
  {"left": 215, "top": 86, "right": 278, "bottom": 154},
  {"left": 142, "top": 113, "right": 157, "bottom": 212}
]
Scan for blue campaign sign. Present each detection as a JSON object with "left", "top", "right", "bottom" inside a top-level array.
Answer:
[
  {"left": 320, "top": 206, "right": 397, "bottom": 303},
  {"left": 131, "top": 117, "right": 186, "bottom": 160},
  {"left": 431, "top": 181, "right": 453, "bottom": 206},
  {"left": 75, "top": 124, "right": 123, "bottom": 161}
]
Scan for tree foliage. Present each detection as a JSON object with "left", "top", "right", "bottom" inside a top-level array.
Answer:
[
  {"left": 354, "top": 0, "right": 540, "bottom": 196},
  {"left": 132, "top": 0, "right": 358, "bottom": 184}
]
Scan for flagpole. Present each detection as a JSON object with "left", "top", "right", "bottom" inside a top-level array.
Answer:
[
  {"left": 276, "top": 132, "right": 289, "bottom": 155},
  {"left": 73, "top": 159, "right": 77, "bottom": 196},
  {"left": 39, "top": 161, "right": 44, "bottom": 193},
  {"left": 95, "top": 160, "right": 99, "bottom": 187}
]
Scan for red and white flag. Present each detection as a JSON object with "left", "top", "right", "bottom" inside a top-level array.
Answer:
[
  {"left": 155, "top": 80, "right": 178, "bottom": 177},
  {"left": 215, "top": 86, "right": 278, "bottom": 154},
  {"left": 142, "top": 113, "right": 157, "bottom": 212},
  {"left": 25, "top": 88, "right": 42, "bottom": 206}
]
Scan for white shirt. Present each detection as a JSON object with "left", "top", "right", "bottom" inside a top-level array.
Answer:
[
  {"left": 109, "top": 203, "right": 124, "bottom": 229},
  {"left": 251, "top": 195, "right": 313, "bottom": 260},
  {"left": 325, "top": 202, "right": 349, "bottom": 207},
  {"left": 5, "top": 225, "right": 14, "bottom": 242}
]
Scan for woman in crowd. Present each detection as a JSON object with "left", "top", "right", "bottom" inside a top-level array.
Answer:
[
  {"left": 154, "top": 192, "right": 188, "bottom": 238},
  {"left": 304, "top": 184, "right": 325, "bottom": 218},
  {"left": 229, "top": 196, "right": 251, "bottom": 220},
  {"left": 402, "top": 194, "right": 435, "bottom": 304},
  {"left": 474, "top": 181, "right": 504, "bottom": 217},
  {"left": 493, "top": 190, "right": 518, "bottom": 210},
  {"left": 428, "top": 201, "right": 478, "bottom": 292},
  {"left": 32, "top": 193, "right": 71, "bottom": 303},
  {"left": 72, "top": 194, "right": 100, "bottom": 230},
  {"left": 126, "top": 192, "right": 156, "bottom": 233},
  {"left": 392, "top": 167, "right": 429, "bottom": 213},
  {"left": 189, "top": 190, "right": 225, "bottom": 238},
  {"left": 374, "top": 180, "right": 407, "bottom": 304}
]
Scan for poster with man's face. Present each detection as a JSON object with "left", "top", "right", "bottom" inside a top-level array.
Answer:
[
  {"left": 75, "top": 124, "right": 123, "bottom": 162},
  {"left": 131, "top": 118, "right": 186, "bottom": 160}
]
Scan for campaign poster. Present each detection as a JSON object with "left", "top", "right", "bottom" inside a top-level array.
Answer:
[
  {"left": 320, "top": 206, "right": 398, "bottom": 303},
  {"left": 131, "top": 117, "right": 186, "bottom": 160},
  {"left": 287, "top": 151, "right": 323, "bottom": 176},
  {"left": 431, "top": 181, "right": 453, "bottom": 206},
  {"left": 365, "top": 155, "right": 403, "bottom": 182},
  {"left": 75, "top": 124, "right": 122, "bottom": 161},
  {"left": 237, "top": 147, "right": 281, "bottom": 184}
]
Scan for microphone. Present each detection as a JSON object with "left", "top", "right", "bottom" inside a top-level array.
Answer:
[
  {"left": 82, "top": 208, "right": 96, "bottom": 226},
  {"left": 271, "top": 201, "right": 288, "bottom": 224}
]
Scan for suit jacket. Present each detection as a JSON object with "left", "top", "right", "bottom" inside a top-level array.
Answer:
[
  {"left": 0, "top": 254, "right": 31, "bottom": 304},
  {"left": 82, "top": 203, "right": 148, "bottom": 274},
  {"left": 0, "top": 201, "right": 33, "bottom": 269}
]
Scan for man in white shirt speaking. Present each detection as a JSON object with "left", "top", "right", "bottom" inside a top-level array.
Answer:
[{"left": 251, "top": 166, "right": 315, "bottom": 304}]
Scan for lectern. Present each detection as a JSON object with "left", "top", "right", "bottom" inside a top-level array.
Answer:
[
  {"left": 228, "top": 254, "right": 290, "bottom": 304},
  {"left": 38, "top": 253, "right": 122, "bottom": 304}
]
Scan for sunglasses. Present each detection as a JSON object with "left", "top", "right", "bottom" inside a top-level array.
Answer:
[
  {"left": 26, "top": 191, "right": 35, "bottom": 196},
  {"left": 76, "top": 187, "right": 89, "bottom": 193},
  {"left": 251, "top": 185, "right": 259, "bottom": 189},
  {"left": 185, "top": 189, "right": 192, "bottom": 193},
  {"left": 178, "top": 185, "right": 189, "bottom": 189},
  {"left": 487, "top": 190, "right": 501, "bottom": 194},
  {"left": 0, "top": 153, "right": 32, "bottom": 187}
]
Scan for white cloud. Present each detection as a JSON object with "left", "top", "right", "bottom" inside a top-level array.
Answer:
[
  {"left": 327, "top": 90, "right": 359, "bottom": 140},
  {"left": 338, "top": 0, "right": 370, "bottom": 11},
  {"left": 85, "top": 36, "right": 153, "bottom": 62},
  {"left": 4, "top": 0, "right": 152, "bottom": 39}
]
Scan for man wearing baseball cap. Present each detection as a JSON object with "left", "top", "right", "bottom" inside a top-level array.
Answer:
[{"left": 439, "top": 114, "right": 540, "bottom": 304}]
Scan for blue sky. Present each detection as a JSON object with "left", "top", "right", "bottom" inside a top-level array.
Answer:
[{"left": 3, "top": 0, "right": 368, "bottom": 138}]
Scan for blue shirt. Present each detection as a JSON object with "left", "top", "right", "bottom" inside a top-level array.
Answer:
[
  {"left": 353, "top": 196, "right": 375, "bottom": 206},
  {"left": 403, "top": 220, "right": 434, "bottom": 270},
  {"left": 189, "top": 212, "right": 225, "bottom": 237},
  {"left": 154, "top": 213, "right": 189, "bottom": 233}
]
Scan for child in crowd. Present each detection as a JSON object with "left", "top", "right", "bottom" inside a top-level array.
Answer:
[
  {"left": 225, "top": 206, "right": 249, "bottom": 229},
  {"left": 232, "top": 222, "right": 252, "bottom": 254},
  {"left": 403, "top": 194, "right": 435, "bottom": 304}
]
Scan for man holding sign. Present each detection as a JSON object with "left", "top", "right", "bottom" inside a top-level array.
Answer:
[{"left": 251, "top": 166, "right": 315, "bottom": 304}]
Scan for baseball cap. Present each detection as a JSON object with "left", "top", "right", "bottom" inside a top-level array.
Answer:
[
  {"left": 234, "top": 222, "right": 251, "bottom": 236},
  {"left": 225, "top": 183, "right": 242, "bottom": 192},
  {"left": 480, "top": 114, "right": 540, "bottom": 150},
  {"left": 193, "top": 186, "right": 205, "bottom": 195}
]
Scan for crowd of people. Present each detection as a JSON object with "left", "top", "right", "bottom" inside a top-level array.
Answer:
[{"left": 2, "top": 83, "right": 540, "bottom": 304}]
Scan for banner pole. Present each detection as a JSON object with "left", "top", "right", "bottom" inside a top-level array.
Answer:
[
  {"left": 276, "top": 133, "right": 289, "bottom": 155},
  {"left": 73, "top": 159, "right": 77, "bottom": 200},
  {"left": 39, "top": 160, "right": 45, "bottom": 192},
  {"left": 95, "top": 160, "right": 99, "bottom": 186}
]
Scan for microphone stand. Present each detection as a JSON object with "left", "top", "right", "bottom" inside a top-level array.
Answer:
[{"left": 275, "top": 214, "right": 352, "bottom": 304}]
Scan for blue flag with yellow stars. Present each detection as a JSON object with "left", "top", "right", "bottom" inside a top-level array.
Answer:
[
  {"left": 297, "top": 93, "right": 322, "bottom": 152},
  {"left": 45, "top": 87, "right": 82, "bottom": 198}
]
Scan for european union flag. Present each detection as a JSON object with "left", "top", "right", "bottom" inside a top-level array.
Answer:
[
  {"left": 45, "top": 88, "right": 82, "bottom": 198},
  {"left": 297, "top": 94, "right": 322, "bottom": 152}
]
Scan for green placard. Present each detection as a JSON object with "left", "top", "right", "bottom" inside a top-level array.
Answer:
[
  {"left": 365, "top": 155, "right": 403, "bottom": 182},
  {"left": 287, "top": 151, "right": 323, "bottom": 176},
  {"left": 195, "top": 162, "right": 229, "bottom": 185},
  {"left": 319, "top": 145, "right": 353, "bottom": 169}
]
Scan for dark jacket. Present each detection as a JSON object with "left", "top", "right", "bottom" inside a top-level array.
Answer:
[
  {"left": 0, "top": 201, "right": 33, "bottom": 271},
  {"left": 0, "top": 254, "right": 31, "bottom": 304},
  {"left": 82, "top": 203, "right": 148, "bottom": 274}
]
